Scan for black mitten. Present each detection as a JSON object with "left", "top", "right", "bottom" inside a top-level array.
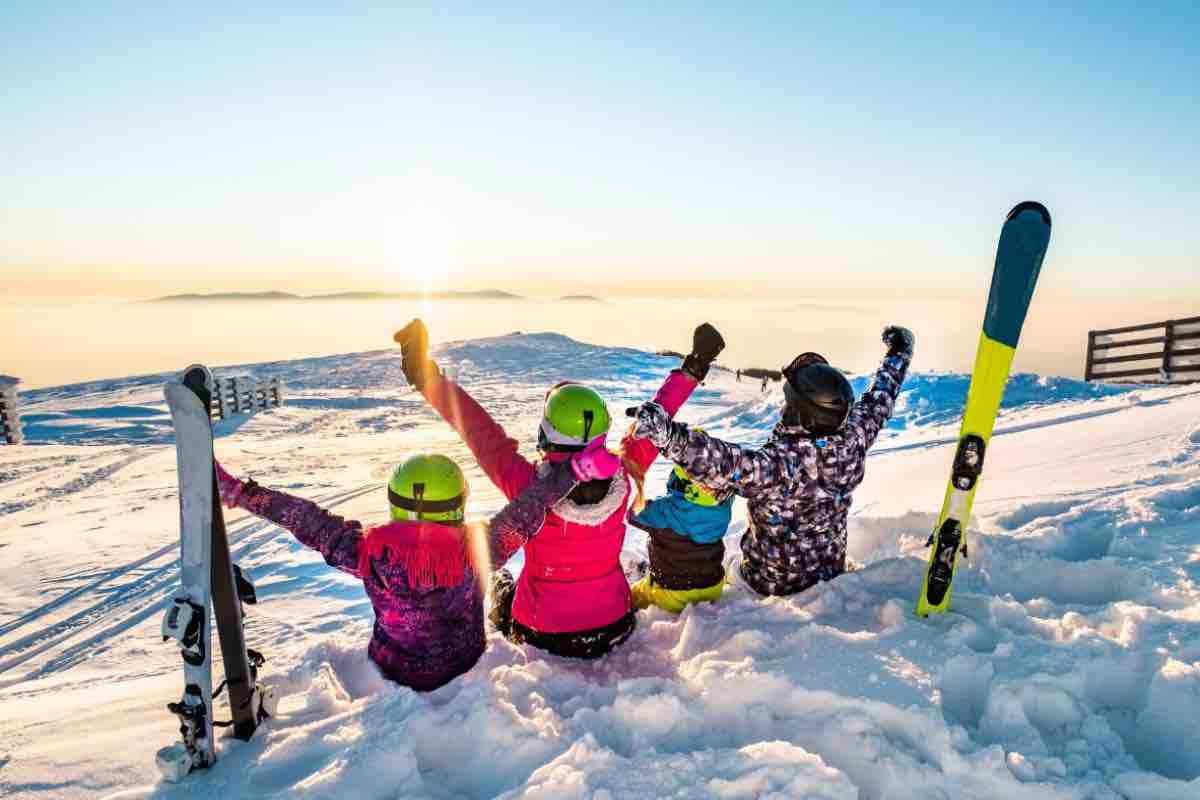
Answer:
[{"left": 681, "top": 322, "right": 726, "bottom": 381}]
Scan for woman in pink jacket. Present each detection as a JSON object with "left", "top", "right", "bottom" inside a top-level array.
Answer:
[{"left": 395, "top": 320, "right": 725, "bottom": 659}]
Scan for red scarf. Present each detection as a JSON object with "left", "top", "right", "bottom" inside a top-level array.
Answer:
[{"left": 357, "top": 520, "right": 471, "bottom": 589}]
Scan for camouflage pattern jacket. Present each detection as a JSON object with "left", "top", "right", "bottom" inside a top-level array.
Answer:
[{"left": 656, "top": 352, "right": 910, "bottom": 596}]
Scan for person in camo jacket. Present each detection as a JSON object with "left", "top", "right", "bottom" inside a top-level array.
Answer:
[
  {"left": 630, "top": 326, "right": 914, "bottom": 597},
  {"left": 213, "top": 438, "right": 619, "bottom": 691}
]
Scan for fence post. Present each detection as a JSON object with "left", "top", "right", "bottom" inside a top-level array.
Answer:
[
  {"left": 211, "top": 374, "right": 282, "bottom": 418},
  {"left": 1162, "top": 320, "right": 1176, "bottom": 382},
  {"left": 1084, "top": 331, "right": 1096, "bottom": 382},
  {"left": 0, "top": 375, "right": 22, "bottom": 445}
]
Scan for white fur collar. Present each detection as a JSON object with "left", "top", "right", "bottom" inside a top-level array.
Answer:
[{"left": 537, "top": 462, "right": 629, "bottom": 525}]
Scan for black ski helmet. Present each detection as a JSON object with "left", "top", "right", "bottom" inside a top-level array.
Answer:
[{"left": 781, "top": 353, "right": 854, "bottom": 434}]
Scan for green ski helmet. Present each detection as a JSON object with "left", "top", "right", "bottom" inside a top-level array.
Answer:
[
  {"left": 665, "top": 428, "right": 721, "bottom": 507},
  {"left": 387, "top": 453, "right": 468, "bottom": 524},
  {"left": 538, "top": 381, "right": 612, "bottom": 453}
]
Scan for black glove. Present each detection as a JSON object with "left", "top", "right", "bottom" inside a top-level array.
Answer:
[
  {"left": 394, "top": 319, "right": 440, "bottom": 389},
  {"left": 681, "top": 322, "right": 726, "bottom": 382},
  {"left": 882, "top": 326, "right": 915, "bottom": 359}
]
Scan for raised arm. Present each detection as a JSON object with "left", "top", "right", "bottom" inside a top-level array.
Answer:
[
  {"left": 845, "top": 326, "right": 913, "bottom": 452},
  {"left": 652, "top": 421, "right": 797, "bottom": 500},
  {"left": 485, "top": 460, "right": 578, "bottom": 567},
  {"left": 395, "top": 319, "right": 536, "bottom": 500},
  {"left": 621, "top": 323, "right": 723, "bottom": 470},
  {"left": 421, "top": 377, "right": 536, "bottom": 500},
  {"left": 215, "top": 461, "right": 364, "bottom": 578},
  {"left": 621, "top": 369, "right": 699, "bottom": 470},
  {"left": 485, "top": 439, "right": 618, "bottom": 567}
]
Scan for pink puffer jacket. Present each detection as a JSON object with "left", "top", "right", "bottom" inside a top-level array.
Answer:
[{"left": 422, "top": 370, "right": 696, "bottom": 633}]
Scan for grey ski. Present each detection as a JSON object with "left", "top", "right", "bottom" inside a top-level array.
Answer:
[
  {"left": 157, "top": 365, "right": 275, "bottom": 782},
  {"left": 157, "top": 367, "right": 219, "bottom": 780}
]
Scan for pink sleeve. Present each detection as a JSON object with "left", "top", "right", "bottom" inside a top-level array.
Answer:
[
  {"left": 621, "top": 369, "right": 699, "bottom": 470},
  {"left": 422, "top": 377, "right": 536, "bottom": 501}
]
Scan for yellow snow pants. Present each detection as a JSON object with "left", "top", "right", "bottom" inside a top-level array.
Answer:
[{"left": 630, "top": 575, "right": 725, "bottom": 614}]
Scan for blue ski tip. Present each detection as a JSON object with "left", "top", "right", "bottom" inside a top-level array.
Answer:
[
  {"left": 1006, "top": 201, "right": 1051, "bottom": 227},
  {"left": 983, "top": 203, "right": 1052, "bottom": 348}
]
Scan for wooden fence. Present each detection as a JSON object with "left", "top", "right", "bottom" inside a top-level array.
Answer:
[
  {"left": 1085, "top": 316, "right": 1200, "bottom": 383},
  {"left": 1, "top": 376, "right": 22, "bottom": 444},
  {"left": 213, "top": 375, "right": 284, "bottom": 420}
]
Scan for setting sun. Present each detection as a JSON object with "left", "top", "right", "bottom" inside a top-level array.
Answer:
[{"left": 383, "top": 206, "right": 459, "bottom": 295}]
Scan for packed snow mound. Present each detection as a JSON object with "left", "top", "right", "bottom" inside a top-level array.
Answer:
[{"left": 2, "top": 332, "right": 1200, "bottom": 799}]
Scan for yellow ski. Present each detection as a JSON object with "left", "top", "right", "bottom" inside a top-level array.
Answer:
[{"left": 916, "top": 202, "right": 1052, "bottom": 617}]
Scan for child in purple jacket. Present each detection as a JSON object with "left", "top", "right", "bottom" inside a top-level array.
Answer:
[{"left": 215, "top": 439, "right": 619, "bottom": 691}]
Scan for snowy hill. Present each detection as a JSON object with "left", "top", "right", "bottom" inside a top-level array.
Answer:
[{"left": 1, "top": 332, "right": 1198, "bottom": 799}]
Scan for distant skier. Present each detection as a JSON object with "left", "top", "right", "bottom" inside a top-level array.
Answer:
[
  {"left": 397, "top": 319, "right": 724, "bottom": 658},
  {"left": 761, "top": 375, "right": 768, "bottom": 393},
  {"left": 212, "top": 444, "right": 618, "bottom": 691},
  {"left": 630, "top": 326, "right": 914, "bottom": 596},
  {"left": 627, "top": 431, "right": 734, "bottom": 613}
]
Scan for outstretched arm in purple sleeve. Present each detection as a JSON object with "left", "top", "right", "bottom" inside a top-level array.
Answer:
[
  {"left": 483, "top": 440, "right": 621, "bottom": 567},
  {"left": 484, "top": 459, "right": 578, "bottom": 568},
  {"left": 216, "top": 460, "right": 365, "bottom": 578}
]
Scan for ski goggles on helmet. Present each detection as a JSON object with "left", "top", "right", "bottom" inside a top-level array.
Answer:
[
  {"left": 538, "top": 421, "right": 595, "bottom": 453},
  {"left": 667, "top": 465, "right": 720, "bottom": 507},
  {"left": 387, "top": 483, "right": 465, "bottom": 515}
]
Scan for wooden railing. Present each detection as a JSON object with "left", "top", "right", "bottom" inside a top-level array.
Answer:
[
  {"left": 212, "top": 375, "right": 284, "bottom": 420},
  {"left": 1085, "top": 316, "right": 1200, "bottom": 383},
  {"left": 1, "top": 376, "right": 22, "bottom": 444}
]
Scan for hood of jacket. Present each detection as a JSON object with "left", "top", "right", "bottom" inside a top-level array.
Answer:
[
  {"left": 631, "top": 488, "right": 733, "bottom": 544},
  {"left": 536, "top": 459, "right": 628, "bottom": 525}
]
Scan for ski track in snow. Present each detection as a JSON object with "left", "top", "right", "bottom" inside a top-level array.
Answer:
[
  {"left": 0, "top": 450, "right": 157, "bottom": 517},
  {"left": 2, "top": 332, "right": 1199, "bottom": 800},
  {"left": 0, "top": 483, "right": 378, "bottom": 685}
]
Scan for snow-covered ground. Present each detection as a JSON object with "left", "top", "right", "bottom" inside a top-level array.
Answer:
[{"left": 1, "top": 332, "right": 1198, "bottom": 800}]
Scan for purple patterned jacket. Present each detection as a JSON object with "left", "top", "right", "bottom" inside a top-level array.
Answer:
[{"left": 221, "top": 461, "right": 578, "bottom": 690}]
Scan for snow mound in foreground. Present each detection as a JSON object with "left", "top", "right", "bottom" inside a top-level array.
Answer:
[{"left": 2, "top": 333, "right": 1199, "bottom": 800}]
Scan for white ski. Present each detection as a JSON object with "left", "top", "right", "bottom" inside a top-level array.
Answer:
[{"left": 157, "top": 366, "right": 218, "bottom": 781}]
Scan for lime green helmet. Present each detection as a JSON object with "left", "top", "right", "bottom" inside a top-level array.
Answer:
[
  {"left": 387, "top": 454, "right": 468, "bottom": 524},
  {"left": 538, "top": 382, "right": 611, "bottom": 452},
  {"left": 666, "top": 428, "right": 720, "bottom": 507}
]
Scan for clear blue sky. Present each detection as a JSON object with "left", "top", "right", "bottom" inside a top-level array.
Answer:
[{"left": 2, "top": 2, "right": 1197, "bottom": 301}]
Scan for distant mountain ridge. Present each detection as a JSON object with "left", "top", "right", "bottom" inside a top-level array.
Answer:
[
  {"left": 149, "top": 289, "right": 524, "bottom": 302},
  {"left": 150, "top": 290, "right": 302, "bottom": 302}
]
